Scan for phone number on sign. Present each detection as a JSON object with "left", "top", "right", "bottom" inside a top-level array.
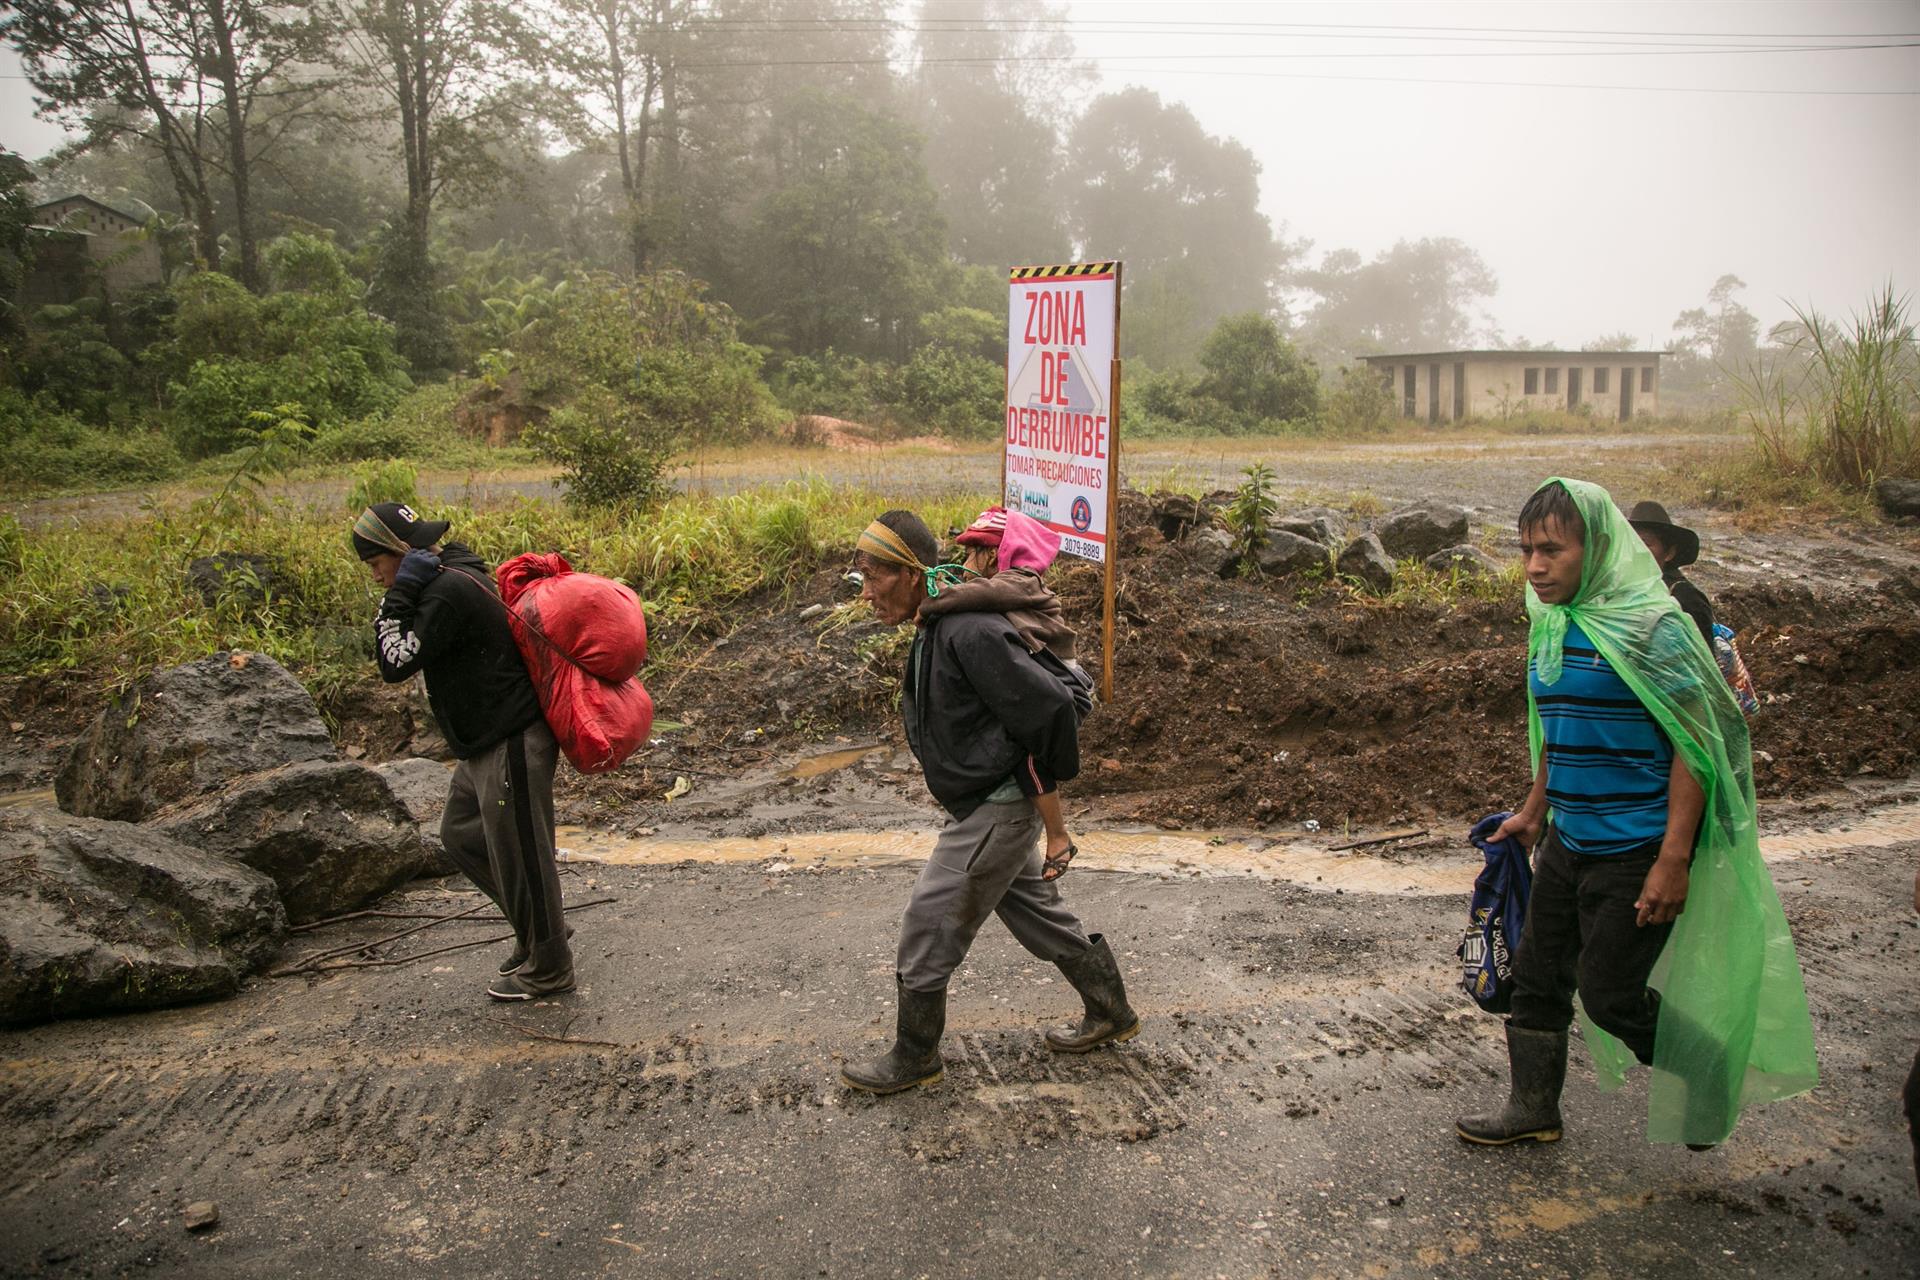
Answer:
[{"left": 1059, "top": 534, "right": 1106, "bottom": 563}]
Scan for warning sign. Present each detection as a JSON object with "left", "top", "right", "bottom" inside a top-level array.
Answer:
[{"left": 1004, "top": 263, "right": 1119, "bottom": 564}]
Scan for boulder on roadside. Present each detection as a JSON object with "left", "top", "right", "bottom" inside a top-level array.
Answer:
[
  {"left": 1253, "top": 529, "right": 1333, "bottom": 579},
  {"left": 1425, "top": 544, "right": 1503, "bottom": 577},
  {"left": 0, "top": 807, "right": 285, "bottom": 1027},
  {"left": 1872, "top": 477, "right": 1920, "bottom": 519},
  {"left": 148, "top": 760, "right": 429, "bottom": 924},
  {"left": 56, "top": 652, "right": 337, "bottom": 822},
  {"left": 186, "top": 552, "right": 285, "bottom": 609},
  {"left": 1336, "top": 533, "right": 1395, "bottom": 593},
  {"left": 371, "top": 757, "right": 456, "bottom": 876},
  {"left": 1376, "top": 503, "right": 1471, "bottom": 560},
  {"left": 1190, "top": 528, "right": 1241, "bottom": 578},
  {"left": 1274, "top": 507, "right": 1349, "bottom": 549}
]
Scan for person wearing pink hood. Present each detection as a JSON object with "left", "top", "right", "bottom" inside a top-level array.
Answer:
[{"left": 920, "top": 506, "right": 1095, "bottom": 880}]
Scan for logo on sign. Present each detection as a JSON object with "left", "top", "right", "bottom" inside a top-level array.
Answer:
[{"left": 1071, "top": 496, "right": 1093, "bottom": 531}]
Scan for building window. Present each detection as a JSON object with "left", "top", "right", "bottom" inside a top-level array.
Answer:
[
  {"left": 1545, "top": 368, "right": 1560, "bottom": 395},
  {"left": 1594, "top": 367, "right": 1610, "bottom": 394},
  {"left": 1403, "top": 365, "right": 1416, "bottom": 418},
  {"left": 1523, "top": 368, "right": 1540, "bottom": 395},
  {"left": 1640, "top": 366, "right": 1654, "bottom": 393}
]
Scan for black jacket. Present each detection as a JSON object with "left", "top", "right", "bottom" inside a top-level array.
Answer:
[
  {"left": 902, "top": 610, "right": 1081, "bottom": 820},
  {"left": 374, "top": 544, "right": 542, "bottom": 759},
  {"left": 1663, "top": 568, "right": 1715, "bottom": 647}
]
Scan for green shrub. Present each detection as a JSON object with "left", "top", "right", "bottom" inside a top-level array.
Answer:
[
  {"left": 524, "top": 387, "right": 677, "bottom": 511},
  {"left": 0, "top": 389, "right": 182, "bottom": 491},
  {"left": 1225, "top": 461, "right": 1277, "bottom": 574},
  {"left": 1323, "top": 363, "right": 1397, "bottom": 435},
  {"left": 1197, "top": 313, "right": 1320, "bottom": 427},
  {"left": 898, "top": 345, "right": 1002, "bottom": 437},
  {"left": 345, "top": 459, "right": 419, "bottom": 512}
]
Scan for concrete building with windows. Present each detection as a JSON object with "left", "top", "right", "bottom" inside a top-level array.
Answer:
[
  {"left": 19, "top": 194, "right": 163, "bottom": 308},
  {"left": 1359, "top": 350, "right": 1664, "bottom": 423}
]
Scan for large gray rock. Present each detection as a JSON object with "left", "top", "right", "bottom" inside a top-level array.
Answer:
[
  {"left": 148, "top": 760, "right": 428, "bottom": 924},
  {"left": 1337, "top": 532, "right": 1395, "bottom": 593},
  {"left": 1425, "top": 544, "right": 1503, "bottom": 577},
  {"left": 1376, "top": 503, "right": 1472, "bottom": 560},
  {"left": 1253, "top": 529, "right": 1333, "bottom": 579},
  {"left": 57, "top": 652, "right": 336, "bottom": 822},
  {"left": 371, "top": 757, "right": 456, "bottom": 876},
  {"left": 0, "top": 807, "right": 285, "bottom": 1026},
  {"left": 1873, "top": 477, "right": 1920, "bottom": 519},
  {"left": 1274, "top": 507, "right": 1349, "bottom": 549}
]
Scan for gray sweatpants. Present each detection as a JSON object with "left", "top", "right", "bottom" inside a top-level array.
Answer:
[
  {"left": 897, "top": 797, "right": 1092, "bottom": 993},
  {"left": 440, "top": 721, "right": 572, "bottom": 984}
]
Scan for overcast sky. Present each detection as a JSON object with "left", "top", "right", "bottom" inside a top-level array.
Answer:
[
  {"left": 1055, "top": 0, "right": 1920, "bottom": 346},
  {"left": 3, "top": 0, "right": 1914, "bottom": 348}
]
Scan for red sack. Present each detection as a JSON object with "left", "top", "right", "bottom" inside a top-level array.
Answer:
[{"left": 495, "top": 552, "right": 653, "bottom": 773}]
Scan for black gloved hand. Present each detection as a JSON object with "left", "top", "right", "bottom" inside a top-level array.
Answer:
[{"left": 394, "top": 549, "right": 441, "bottom": 589}]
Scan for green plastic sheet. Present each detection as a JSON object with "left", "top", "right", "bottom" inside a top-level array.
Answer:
[{"left": 1525, "top": 477, "right": 1818, "bottom": 1145}]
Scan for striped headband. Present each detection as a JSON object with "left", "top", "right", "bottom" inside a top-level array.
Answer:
[
  {"left": 352, "top": 506, "right": 412, "bottom": 557},
  {"left": 857, "top": 520, "right": 926, "bottom": 571}
]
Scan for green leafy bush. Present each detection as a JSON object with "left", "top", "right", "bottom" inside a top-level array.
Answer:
[
  {"left": 898, "top": 345, "right": 1002, "bottom": 437},
  {"left": 158, "top": 234, "right": 411, "bottom": 458},
  {"left": 1323, "top": 363, "right": 1398, "bottom": 435},
  {"left": 0, "top": 388, "right": 182, "bottom": 491},
  {"left": 524, "top": 387, "right": 677, "bottom": 511},
  {"left": 1197, "top": 313, "right": 1320, "bottom": 429}
]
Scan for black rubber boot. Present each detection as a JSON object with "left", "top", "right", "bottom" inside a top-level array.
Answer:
[
  {"left": 841, "top": 980, "right": 946, "bottom": 1094},
  {"left": 1046, "top": 934, "right": 1142, "bottom": 1053},
  {"left": 1457, "top": 1025, "right": 1567, "bottom": 1145}
]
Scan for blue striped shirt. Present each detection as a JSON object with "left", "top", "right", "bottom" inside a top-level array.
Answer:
[{"left": 1531, "top": 620, "right": 1673, "bottom": 855}]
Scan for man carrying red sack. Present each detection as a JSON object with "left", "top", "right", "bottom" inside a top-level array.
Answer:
[{"left": 351, "top": 502, "right": 575, "bottom": 1001}]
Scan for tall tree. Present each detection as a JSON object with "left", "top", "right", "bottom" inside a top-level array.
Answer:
[
  {"left": 336, "top": 0, "right": 537, "bottom": 368},
  {"left": 909, "top": 0, "right": 1086, "bottom": 268},
  {"left": 1668, "top": 273, "right": 1761, "bottom": 404},
  {"left": 733, "top": 91, "right": 946, "bottom": 357},
  {"left": 1065, "top": 88, "right": 1287, "bottom": 368},
  {"left": 1296, "top": 238, "right": 1498, "bottom": 361}
]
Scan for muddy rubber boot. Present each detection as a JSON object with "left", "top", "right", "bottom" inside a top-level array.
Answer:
[
  {"left": 1046, "top": 934, "right": 1142, "bottom": 1053},
  {"left": 841, "top": 981, "right": 946, "bottom": 1094},
  {"left": 1456, "top": 1025, "right": 1567, "bottom": 1145}
]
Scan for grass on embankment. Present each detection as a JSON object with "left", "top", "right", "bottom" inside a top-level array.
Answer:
[{"left": 0, "top": 482, "right": 984, "bottom": 713}]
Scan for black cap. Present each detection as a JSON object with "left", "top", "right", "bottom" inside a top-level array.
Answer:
[{"left": 351, "top": 502, "right": 451, "bottom": 561}]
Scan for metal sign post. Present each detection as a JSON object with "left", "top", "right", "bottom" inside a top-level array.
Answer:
[{"left": 1003, "top": 261, "right": 1122, "bottom": 701}]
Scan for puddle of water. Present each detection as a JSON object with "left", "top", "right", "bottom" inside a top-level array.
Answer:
[
  {"left": 556, "top": 801, "right": 1920, "bottom": 897},
  {"left": 786, "top": 744, "right": 887, "bottom": 781}
]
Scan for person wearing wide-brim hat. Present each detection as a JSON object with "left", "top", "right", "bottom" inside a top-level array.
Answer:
[{"left": 1628, "top": 500, "right": 1714, "bottom": 647}]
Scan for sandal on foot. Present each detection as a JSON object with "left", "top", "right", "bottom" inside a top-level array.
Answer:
[{"left": 1042, "top": 842, "right": 1078, "bottom": 881}]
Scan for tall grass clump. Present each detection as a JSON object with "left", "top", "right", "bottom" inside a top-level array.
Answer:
[
  {"left": 1739, "top": 286, "right": 1919, "bottom": 490},
  {"left": 0, "top": 482, "right": 984, "bottom": 700}
]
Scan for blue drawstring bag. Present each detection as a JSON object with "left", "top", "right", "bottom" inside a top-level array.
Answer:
[{"left": 1458, "top": 812, "right": 1533, "bottom": 1013}]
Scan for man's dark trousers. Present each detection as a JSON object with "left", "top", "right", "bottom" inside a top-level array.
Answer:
[
  {"left": 439, "top": 721, "right": 571, "bottom": 985},
  {"left": 1509, "top": 826, "right": 1672, "bottom": 1064}
]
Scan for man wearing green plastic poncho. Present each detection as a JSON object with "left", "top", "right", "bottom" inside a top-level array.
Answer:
[{"left": 1458, "top": 478, "right": 1817, "bottom": 1149}]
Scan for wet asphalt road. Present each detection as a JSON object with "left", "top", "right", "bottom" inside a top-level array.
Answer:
[{"left": 1, "top": 832, "right": 1915, "bottom": 1279}]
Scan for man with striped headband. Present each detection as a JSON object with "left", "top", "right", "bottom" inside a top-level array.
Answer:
[
  {"left": 841, "top": 509, "right": 1140, "bottom": 1095},
  {"left": 352, "top": 502, "right": 575, "bottom": 1002}
]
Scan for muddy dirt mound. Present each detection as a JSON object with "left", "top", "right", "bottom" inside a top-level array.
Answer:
[{"left": 582, "top": 492, "right": 1920, "bottom": 832}]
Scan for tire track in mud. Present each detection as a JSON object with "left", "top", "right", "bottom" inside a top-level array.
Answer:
[{"left": 0, "top": 975, "right": 1500, "bottom": 1206}]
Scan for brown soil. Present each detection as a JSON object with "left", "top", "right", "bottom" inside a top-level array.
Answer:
[
  {"left": 12, "top": 495, "right": 1917, "bottom": 838},
  {"left": 539, "top": 492, "right": 1920, "bottom": 834}
]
